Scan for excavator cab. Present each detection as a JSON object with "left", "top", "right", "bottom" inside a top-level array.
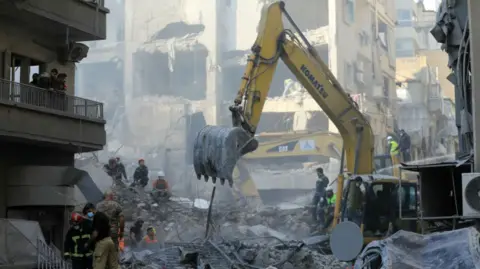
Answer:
[{"left": 340, "top": 175, "right": 419, "bottom": 243}]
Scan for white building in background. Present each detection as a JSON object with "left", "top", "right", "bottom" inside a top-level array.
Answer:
[{"left": 395, "top": 0, "right": 457, "bottom": 158}]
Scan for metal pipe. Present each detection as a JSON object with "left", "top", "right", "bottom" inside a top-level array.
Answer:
[{"left": 205, "top": 186, "right": 216, "bottom": 238}]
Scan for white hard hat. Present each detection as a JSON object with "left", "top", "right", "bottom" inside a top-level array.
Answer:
[
  {"left": 387, "top": 136, "right": 393, "bottom": 140},
  {"left": 157, "top": 171, "right": 165, "bottom": 177},
  {"left": 326, "top": 186, "right": 334, "bottom": 191}
]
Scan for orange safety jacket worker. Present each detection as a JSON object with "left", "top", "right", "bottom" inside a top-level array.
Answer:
[
  {"left": 143, "top": 235, "right": 158, "bottom": 244},
  {"left": 153, "top": 179, "right": 169, "bottom": 190},
  {"left": 119, "top": 238, "right": 125, "bottom": 252}
]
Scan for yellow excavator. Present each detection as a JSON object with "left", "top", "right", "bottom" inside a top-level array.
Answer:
[
  {"left": 232, "top": 130, "right": 416, "bottom": 205},
  {"left": 193, "top": 1, "right": 418, "bottom": 246}
]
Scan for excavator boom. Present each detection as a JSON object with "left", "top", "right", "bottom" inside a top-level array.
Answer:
[{"left": 193, "top": 1, "right": 374, "bottom": 186}]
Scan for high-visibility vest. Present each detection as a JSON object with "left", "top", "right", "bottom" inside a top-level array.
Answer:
[
  {"left": 327, "top": 194, "right": 336, "bottom": 205},
  {"left": 389, "top": 141, "right": 399, "bottom": 155},
  {"left": 143, "top": 236, "right": 158, "bottom": 244}
]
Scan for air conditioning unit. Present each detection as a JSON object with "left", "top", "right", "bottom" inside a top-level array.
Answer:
[
  {"left": 461, "top": 173, "right": 480, "bottom": 218},
  {"left": 58, "top": 42, "right": 89, "bottom": 64}
]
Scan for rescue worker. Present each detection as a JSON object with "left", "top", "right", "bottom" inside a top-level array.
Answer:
[
  {"left": 103, "top": 157, "right": 125, "bottom": 187},
  {"left": 311, "top": 167, "right": 329, "bottom": 221},
  {"left": 96, "top": 190, "right": 125, "bottom": 252},
  {"left": 319, "top": 188, "right": 336, "bottom": 229},
  {"left": 115, "top": 157, "right": 128, "bottom": 181},
  {"left": 140, "top": 227, "right": 159, "bottom": 249},
  {"left": 151, "top": 171, "right": 171, "bottom": 200},
  {"left": 399, "top": 130, "right": 411, "bottom": 162},
  {"left": 64, "top": 212, "right": 92, "bottom": 269},
  {"left": 387, "top": 136, "right": 400, "bottom": 157},
  {"left": 129, "top": 219, "right": 144, "bottom": 248},
  {"left": 133, "top": 159, "right": 149, "bottom": 188},
  {"left": 83, "top": 203, "right": 119, "bottom": 269}
]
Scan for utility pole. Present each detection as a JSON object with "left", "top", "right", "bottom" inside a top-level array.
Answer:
[{"left": 468, "top": 0, "right": 480, "bottom": 171}]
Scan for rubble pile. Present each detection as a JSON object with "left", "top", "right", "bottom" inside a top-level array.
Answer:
[{"left": 112, "top": 185, "right": 347, "bottom": 269}]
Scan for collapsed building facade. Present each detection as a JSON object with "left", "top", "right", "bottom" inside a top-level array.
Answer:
[
  {"left": 0, "top": 0, "right": 107, "bottom": 261},
  {"left": 77, "top": 0, "right": 398, "bottom": 184}
]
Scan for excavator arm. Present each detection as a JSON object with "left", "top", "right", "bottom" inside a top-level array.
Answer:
[{"left": 193, "top": 1, "right": 374, "bottom": 186}]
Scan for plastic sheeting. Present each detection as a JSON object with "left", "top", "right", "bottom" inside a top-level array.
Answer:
[
  {"left": 354, "top": 227, "right": 480, "bottom": 269},
  {"left": 0, "top": 219, "right": 46, "bottom": 265}
]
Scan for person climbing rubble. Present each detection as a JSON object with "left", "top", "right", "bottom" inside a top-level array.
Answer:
[
  {"left": 141, "top": 226, "right": 159, "bottom": 249},
  {"left": 96, "top": 190, "right": 125, "bottom": 252},
  {"left": 64, "top": 212, "right": 92, "bottom": 269},
  {"left": 311, "top": 167, "right": 329, "bottom": 222},
  {"left": 151, "top": 171, "right": 171, "bottom": 201},
  {"left": 133, "top": 159, "right": 149, "bottom": 188},
  {"left": 116, "top": 157, "right": 128, "bottom": 180},
  {"left": 103, "top": 157, "right": 126, "bottom": 187},
  {"left": 129, "top": 219, "right": 144, "bottom": 248}
]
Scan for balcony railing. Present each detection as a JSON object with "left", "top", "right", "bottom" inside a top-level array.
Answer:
[{"left": 0, "top": 79, "right": 103, "bottom": 120}]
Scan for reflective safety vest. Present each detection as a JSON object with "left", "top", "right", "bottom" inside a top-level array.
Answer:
[
  {"left": 143, "top": 236, "right": 158, "bottom": 244},
  {"left": 327, "top": 194, "right": 336, "bottom": 205},
  {"left": 389, "top": 140, "right": 399, "bottom": 155}
]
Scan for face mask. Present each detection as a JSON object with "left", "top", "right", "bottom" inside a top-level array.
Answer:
[
  {"left": 87, "top": 212, "right": 94, "bottom": 218},
  {"left": 73, "top": 225, "right": 80, "bottom": 230}
]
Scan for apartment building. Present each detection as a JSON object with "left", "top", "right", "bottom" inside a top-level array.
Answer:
[
  {"left": 0, "top": 0, "right": 107, "bottom": 250},
  {"left": 395, "top": 0, "right": 457, "bottom": 157}
]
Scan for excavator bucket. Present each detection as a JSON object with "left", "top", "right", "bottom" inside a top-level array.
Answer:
[{"left": 193, "top": 125, "right": 258, "bottom": 187}]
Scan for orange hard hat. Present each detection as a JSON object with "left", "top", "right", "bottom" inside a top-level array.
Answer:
[{"left": 71, "top": 212, "right": 83, "bottom": 222}]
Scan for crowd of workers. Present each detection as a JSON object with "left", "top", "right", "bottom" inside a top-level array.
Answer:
[
  {"left": 64, "top": 191, "right": 163, "bottom": 269},
  {"left": 103, "top": 157, "right": 169, "bottom": 192},
  {"left": 63, "top": 156, "right": 171, "bottom": 269},
  {"left": 310, "top": 129, "right": 412, "bottom": 229}
]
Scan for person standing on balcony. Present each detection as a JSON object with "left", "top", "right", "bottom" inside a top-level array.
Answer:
[
  {"left": 50, "top": 68, "right": 58, "bottom": 80},
  {"left": 30, "top": 73, "right": 39, "bottom": 86}
]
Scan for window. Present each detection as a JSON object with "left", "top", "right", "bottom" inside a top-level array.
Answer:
[
  {"left": 397, "top": 9, "right": 412, "bottom": 21},
  {"left": 344, "top": 0, "right": 355, "bottom": 24},
  {"left": 396, "top": 9, "right": 416, "bottom": 27},
  {"left": 398, "top": 185, "right": 417, "bottom": 211},
  {"left": 395, "top": 38, "right": 416, "bottom": 57}
]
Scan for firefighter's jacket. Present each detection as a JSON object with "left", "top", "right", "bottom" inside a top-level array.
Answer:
[{"left": 64, "top": 225, "right": 93, "bottom": 260}]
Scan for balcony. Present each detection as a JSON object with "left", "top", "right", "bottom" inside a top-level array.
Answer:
[
  {"left": 0, "top": 79, "right": 106, "bottom": 152},
  {"left": 0, "top": 0, "right": 108, "bottom": 42}
]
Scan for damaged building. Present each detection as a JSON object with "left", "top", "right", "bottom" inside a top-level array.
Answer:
[{"left": 78, "top": 0, "right": 397, "bottom": 166}]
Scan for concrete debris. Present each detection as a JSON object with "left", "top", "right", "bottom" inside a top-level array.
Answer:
[{"left": 108, "top": 182, "right": 346, "bottom": 269}]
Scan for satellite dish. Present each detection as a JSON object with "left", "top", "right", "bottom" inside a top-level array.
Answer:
[
  {"left": 330, "top": 221, "right": 363, "bottom": 261},
  {"left": 465, "top": 176, "right": 480, "bottom": 211}
]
